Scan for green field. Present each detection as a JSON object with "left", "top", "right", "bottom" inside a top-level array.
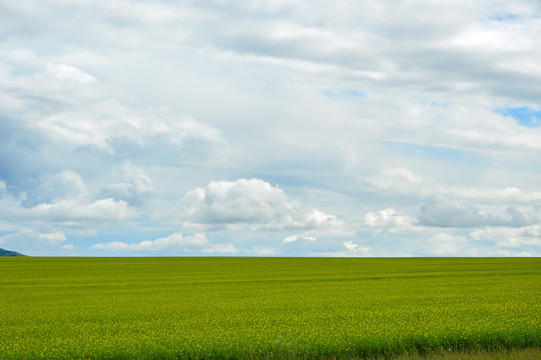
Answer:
[{"left": 0, "top": 257, "right": 539, "bottom": 359}]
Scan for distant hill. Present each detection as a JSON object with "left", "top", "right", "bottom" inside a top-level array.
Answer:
[{"left": 0, "top": 248, "right": 26, "bottom": 256}]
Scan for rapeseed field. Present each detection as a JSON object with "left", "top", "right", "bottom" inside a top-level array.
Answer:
[{"left": 0, "top": 257, "right": 539, "bottom": 359}]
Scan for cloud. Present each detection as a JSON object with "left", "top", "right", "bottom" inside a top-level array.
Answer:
[
  {"left": 248, "top": 246, "right": 277, "bottom": 255},
  {"left": 179, "top": 178, "right": 290, "bottom": 224},
  {"left": 203, "top": 243, "right": 238, "bottom": 254},
  {"left": 428, "top": 233, "right": 470, "bottom": 256},
  {"left": 44, "top": 63, "right": 97, "bottom": 83},
  {"left": 91, "top": 232, "right": 208, "bottom": 251},
  {"left": 342, "top": 241, "right": 371, "bottom": 257},
  {"left": 317, "top": 240, "right": 372, "bottom": 257},
  {"left": 0, "top": 61, "right": 225, "bottom": 153},
  {"left": 427, "top": 225, "right": 541, "bottom": 256},
  {"left": 444, "top": 186, "right": 541, "bottom": 203},
  {"left": 364, "top": 167, "right": 541, "bottom": 204},
  {"left": 282, "top": 235, "right": 298, "bottom": 243},
  {"left": 27, "top": 198, "right": 136, "bottom": 222},
  {"left": 490, "top": 249, "right": 539, "bottom": 257},
  {"left": 470, "top": 226, "right": 541, "bottom": 248},
  {"left": 0, "top": 229, "right": 67, "bottom": 248},
  {"left": 38, "top": 230, "right": 67, "bottom": 243},
  {"left": 37, "top": 105, "right": 224, "bottom": 153},
  {"left": 91, "top": 232, "right": 238, "bottom": 254},
  {"left": 418, "top": 196, "right": 536, "bottom": 228},
  {"left": 419, "top": 196, "right": 493, "bottom": 228},
  {"left": 282, "top": 234, "right": 317, "bottom": 243},
  {"left": 22, "top": 169, "right": 89, "bottom": 207},
  {"left": 363, "top": 167, "right": 433, "bottom": 198},
  {"left": 0, "top": 169, "right": 137, "bottom": 225},
  {"left": 199, "top": 1, "right": 541, "bottom": 104},
  {"left": 303, "top": 209, "right": 343, "bottom": 230},
  {"left": 363, "top": 208, "right": 417, "bottom": 234},
  {"left": 99, "top": 162, "right": 154, "bottom": 205},
  {"left": 178, "top": 178, "right": 343, "bottom": 231}
]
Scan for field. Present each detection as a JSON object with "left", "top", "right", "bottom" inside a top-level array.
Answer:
[{"left": 0, "top": 257, "right": 539, "bottom": 359}]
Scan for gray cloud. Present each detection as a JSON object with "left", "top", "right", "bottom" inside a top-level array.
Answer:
[
  {"left": 419, "top": 197, "right": 491, "bottom": 228},
  {"left": 0, "top": 169, "right": 137, "bottom": 226},
  {"left": 22, "top": 170, "right": 89, "bottom": 207},
  {"left": 419, "top": 196, "right": 536, "bottom": 228},
  {"left": 98, "top": 162, "right": 153, "bottom": 205}
]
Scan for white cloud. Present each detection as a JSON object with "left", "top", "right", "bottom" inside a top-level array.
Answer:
[
  {"left": 178, "top": 178, "right": 343, "bottom": 231},
  {"left": 363, "top": 208, "right": 417, "bottom": 233},
  {"left": 361, "top": 167, "right": 541, "bottom": 236},
  {"left": 203, "top": 243, "right": 238, "bottom": 254},
  {"left": 99, "top": 162, "right": 154, "bottom": 204},
  {"left": 179, "top": 178, "right": 290, "bottom": 224},
  {"left": 490, "top": 249, "right": 538, "bottom": 257},
  {"left": 341, "top": 241, "right": 371, "bottom": 257},
  {"left": 44, "top": 63, "right": 97, "bottom": 83},
  {"left": 470, "top": 226, "right": 541, "bottom": 248},
  {"left": 91, "top": 232, "right": 238, "bottom": 254},
  {"left": 282, "top": 234, "right": 317, "bottom": 243},
  {"left": 92, "top": 232, "right": 209, "bottom": 251},
  {"left": 363, "top": 167, "right": 434, "bottom": 198},
  {"left": 0, "top": 170, "right": 137, "bottom": 224},
  {"left": 38, "top": 230, "right": 67, "bottom": 243},
  {"left": 428, "top": 233, "right": 470, "bottom": 256},
  {"left": 365, "top": 167, "right": 541, "bottom": 204},
  {"left": 248, "top": 246, "right": 277, "bottom": 255},
  {"left": 1, "top": 62, "right": 225, "bottom": 153},
  {"left": 450, "top": 17, "right": 539, "bottom": 53},
  {"left": 304, "top": 209, "right": 342, "bottom": 230},
  {"left": 37, "top": 105, "right": 224, "bottom": 152},
  {"left": 0, "top": 229, "right": 67, "bottom": 247},
  {"left": 445, "top": 186, "right": 541, "bottom": 203},
  {"left": 30, "top": 198, "right": 136, "bottom": 222},
  {"left": 282, "top": 235, "right": 299, "bottom": 243},
  {"left": 23, "top": 169, "right": 90, "bottom": 207}
]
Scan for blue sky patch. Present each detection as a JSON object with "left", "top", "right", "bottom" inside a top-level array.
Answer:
[
  {"left": 496, "top": 107, "right": 541, "bottom": 127},
  {"left": 322, "top": 89, "right": 364, "bottom": 100},
  {"left": 342, "top": 90, "right": 363, "bottom": 98},
  {"left": 489, "top": 14, "right": 518, "bottom": 22}
]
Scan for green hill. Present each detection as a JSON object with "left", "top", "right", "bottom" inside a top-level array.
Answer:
[{"left": 0, "top": 248, "right": 26, "bottom": 256}]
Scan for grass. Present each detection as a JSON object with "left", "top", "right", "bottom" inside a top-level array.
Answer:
[
  {"left": 263, "top": 347, "right": 541, "bottom": 359},
  {"left": 0, "top": 257, "right": 539, "bottom": 359},
  {"left": 363, "top": 347, "right": 541, "bottom": 359}
]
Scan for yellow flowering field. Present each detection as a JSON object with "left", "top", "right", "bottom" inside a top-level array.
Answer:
[{"left": 0, "top": 257, "right": 539, "bottom": 359}]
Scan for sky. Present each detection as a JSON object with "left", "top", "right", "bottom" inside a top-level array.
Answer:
[{"left": 1, "top": 0, "right": 541, "bottom": 257}]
